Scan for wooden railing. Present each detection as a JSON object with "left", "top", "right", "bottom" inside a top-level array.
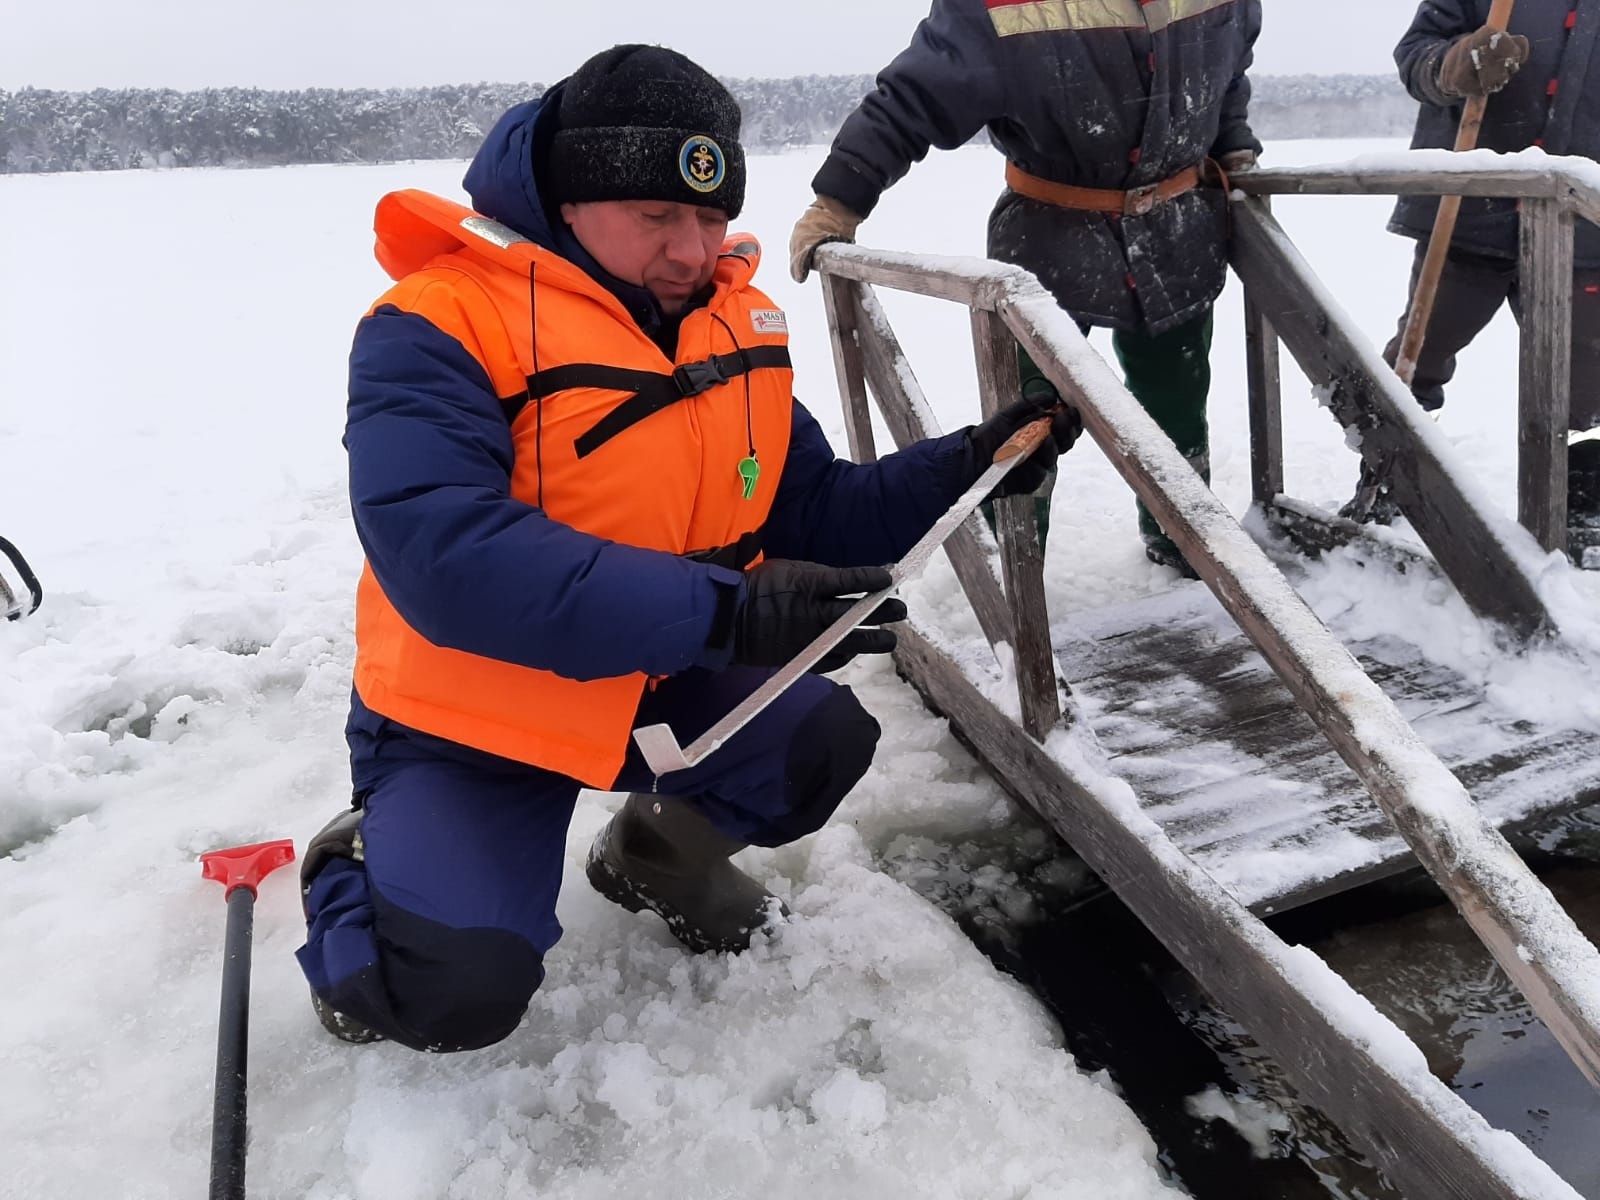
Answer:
[
  {"left": 1233, "top": 153, "right": 1600, "bottom": 554},
  {"left": 811, "top": 222, "right": 1600, "bottom": 1197}
]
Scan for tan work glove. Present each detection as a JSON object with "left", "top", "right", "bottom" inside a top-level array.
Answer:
[
  {"left": 1218, "top": 149, "right": 1258, "bottom": 173},
  {"left": 788, "top": 195, "right": 864, "bottom": 283},
  {"left": 1439, "top": 25, "right": 1531, "bottom": 97}
]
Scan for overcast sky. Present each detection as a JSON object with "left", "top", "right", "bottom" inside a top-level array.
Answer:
[{"left": 3, "top": 1, "right": 1413, "bottom": 92}]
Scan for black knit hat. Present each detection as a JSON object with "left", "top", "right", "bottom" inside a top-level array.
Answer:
[{"left": 547, "top": 44, "right": 745, "bottom": 219}]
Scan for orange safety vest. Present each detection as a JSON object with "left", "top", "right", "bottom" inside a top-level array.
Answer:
[{"left": 352, "top": 190, "right": 795, "bottom": 787}]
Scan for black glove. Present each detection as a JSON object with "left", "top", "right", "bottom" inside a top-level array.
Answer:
[
  {"left": 966, "top": 395, "right": 1083, "bottom": 500},
  {"left": 733, "top": 560, "right": 906, "bottom": 673}
]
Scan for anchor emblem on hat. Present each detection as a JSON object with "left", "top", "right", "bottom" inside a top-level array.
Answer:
[{"left": 679, "top": 136, "right": 726, "bottom": 193}]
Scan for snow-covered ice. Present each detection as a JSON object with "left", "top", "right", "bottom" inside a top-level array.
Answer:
[{"left": 2, "top": 139, "right": 1596, "bottom": 1197}]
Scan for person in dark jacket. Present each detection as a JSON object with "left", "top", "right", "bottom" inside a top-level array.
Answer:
[
  {"left": 293, "top": 44, "right": 1079, "bottom": 1053},
  {"left": 790, "top": 0, "right": 1263, "bottom": 575},
  {"left": 1349, "top": 0, "right": 1600, "bottom": 527}
]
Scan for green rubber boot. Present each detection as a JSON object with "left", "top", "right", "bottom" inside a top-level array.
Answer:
[{"left": 1115, "top": 311, "right": 1214, "bottom": 576}]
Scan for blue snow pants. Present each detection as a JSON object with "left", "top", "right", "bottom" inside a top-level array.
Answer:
[{"left": 295, "top": 666, "right": 880, "bottom": 1052}]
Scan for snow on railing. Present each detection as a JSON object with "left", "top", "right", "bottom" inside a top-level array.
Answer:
[{"left": 1235, "top": 146, "right": 1600, "bottom": 215}]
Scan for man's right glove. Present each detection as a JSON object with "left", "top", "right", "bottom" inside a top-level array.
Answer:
[
  {"left": 789, "top": 195, "right": 865, "bottom": 283},
  {"left": 965, "top": 397, "right": 1083, "bottom": 500},
  {"left": 733, "top": 560, "right": 906, "bottom": 672},
  {"left": 1439, "top": 25, "right": 1530, "bottom": 97}
]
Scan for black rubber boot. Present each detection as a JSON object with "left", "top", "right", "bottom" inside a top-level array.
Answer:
[
  {"left": 1141, "top": 534, "right": 1200, "bottom": 579},
  {"left": 1338, "top": 458, "right": 1403, "bottom": 526},
  {"left": 1570, "top": 440, "right": 1600, "bottom": 568},
  {"left": 1136, "top": 448, "right": 1209, "bottom": 578},
  {"left": 1569, "top": 440, "right": 1600, "bottom": 524},
  {"left": 301, "top": 806, "right": 385, "bottom": 1044},
  {"left": 586, "top": 794, "right": 787, "bottom": 954}
]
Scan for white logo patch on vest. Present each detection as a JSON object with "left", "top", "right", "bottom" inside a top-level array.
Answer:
[{"left": 750, "top": 309, "right": 788, "bottom": 335}]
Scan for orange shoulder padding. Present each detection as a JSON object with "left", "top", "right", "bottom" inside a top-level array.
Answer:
[{"left": 373, "top": 190, "right": 485, "bottom": 281}]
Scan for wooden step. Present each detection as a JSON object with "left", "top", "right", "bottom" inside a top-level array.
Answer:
[{"left": 1055, "top": 584, "right": 1600, "bottom": 914}]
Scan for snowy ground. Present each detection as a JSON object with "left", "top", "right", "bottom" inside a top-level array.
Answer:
[{"left": 0, "top": 140, "right": 1594, "bottom": 1198}]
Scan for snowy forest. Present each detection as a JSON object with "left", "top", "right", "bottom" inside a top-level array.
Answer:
[{"left": 0, "top": 74, "right": 1412, "bottom": 174}]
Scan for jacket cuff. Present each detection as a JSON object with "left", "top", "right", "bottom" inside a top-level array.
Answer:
[
  {"left": 811, "top": 156, "right": 886, "bottom": 219},
  {"left": 939, "top": 426, "right": 985, "bottom": 496},
  {"left": 1414, "top": 39, "right": 1461, "bottom": 108},
  {"left": 1210, "top": 123, "right": 1263, "bottom": 158},
  {"left": 692, "top": 566, "right": 745, "bottom": 670}
]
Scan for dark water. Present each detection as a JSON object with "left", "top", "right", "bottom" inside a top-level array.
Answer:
[{"left": 882, "top": 807, "right": 1600, "bottom": 1199}]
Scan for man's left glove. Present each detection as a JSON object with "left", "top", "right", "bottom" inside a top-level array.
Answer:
[
  {"left": 1217, "top": 149, "right": 1258, "bottom": 173},
  {"left": 789, "top": 195, "right": 864, "bottom": 283},
  {"left": 966, "top": 397, "right": 1083, "bottom": 500},
  {"left": 732, "top": 560, "right": 906, "bottom": 673}
]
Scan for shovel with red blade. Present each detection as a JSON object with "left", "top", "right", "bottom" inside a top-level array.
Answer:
[{"left": 199, "top": 839, "right": 296, "bottom": 1200}]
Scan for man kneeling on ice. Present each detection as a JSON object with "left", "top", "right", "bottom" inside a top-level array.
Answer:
[{"left": 295, "top": 44, "right": 1080, "bottom": 1051}]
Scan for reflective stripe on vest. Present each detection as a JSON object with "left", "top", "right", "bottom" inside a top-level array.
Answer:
[{"left": 985, "top": 0, "right": 1235, "bottom": 37}]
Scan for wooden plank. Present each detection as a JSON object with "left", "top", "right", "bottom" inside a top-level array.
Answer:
[
  {"left": 893, "top": 624, "right": 1578, "bottom": 1200},
  {"left": 1050, "top": 587, "right": 1600, "bottom": 913},
  {"left": 1233, "top": 165, "right": 1561, "bottom": 200},
  {"left": 1243, "top": 284, "right": 1284, "bottom": 506},
  {"left": 969, "top": 308, "right": 1061, "bottom": 737},
  {"left": 1229, "top": 197, "right": 1554, "bottom": 639},
  {"left": 849, "top": 285, "right": 1017, "bottom": 652},
  {"left": 1257, "top": 496, "right": 1436, "bottom": 575},
  {"left": 1070, "top": 631, "right": 1455, "bottom": 756},
  {"left": 1101, "top": 679, "right": 1600, "bottom": 910},
  {"left": 1517, "top": 198, "right": 1574, "bottom": 553},
  {"left": 820, "top": 275, "right": 879, "bottom": 466},
  {"left": 814, "top": 244, "right": 1001, "bottom": 309},
  {"left": 1066, "top": 601, "right": 1472, "bottom": 765},
  {"left": 1565, "top": 177, "right": 1600, "bottom": 233},
  {"left": 999, "top": 282, "right": 1600, "bottom": 1088}
]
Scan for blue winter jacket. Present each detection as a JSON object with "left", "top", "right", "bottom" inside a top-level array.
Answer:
[
  {"left": 1390, "top": 0, "right": 1600, "bottom": 266},
  {"left": 343, "top": 90, "right": 977, "bottom": 769},
  {"left": 814, "top": 0, "right": 1262, "bottom": 334}
]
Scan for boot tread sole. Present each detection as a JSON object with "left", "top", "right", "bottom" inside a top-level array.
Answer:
[{"left": 585, "top": 842, "right": 764, "bottom": 956}]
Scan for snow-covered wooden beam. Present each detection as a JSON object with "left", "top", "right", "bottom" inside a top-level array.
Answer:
[
  {"left": 895, "top": 621, "right": 1583, "bottom": 1200},
  {"left": 1231, "top": 152, "right": 1592, "bottom": 554},
  {"left": 970, "top": 305, "right": 1061, "bottom": 737},
  {"left": 1230, "top": 197, "right": 1565, "bottom": 613},
  {"left": 813, "top": 235, "right": 1600, "bottom": 1094},
  {"left": 816, "top": 267, "right": 1017, "bottom": 654},
  {"left": 1518, "top": 197, "right": 1577, "bottom": 550},
  {"left": 1234, "top": 148, "right": 1600, "bottom": 242},
  {"left": 992, "top": 287, "right": 1600, "bottom": 1104}
]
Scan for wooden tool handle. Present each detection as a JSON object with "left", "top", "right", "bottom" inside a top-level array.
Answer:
[
  {"left": 1394, "top": 0, "right": 1517, "bottom": 386},
  {"left": 993, "top": 413, "right": 1056, "bottom": 463}
]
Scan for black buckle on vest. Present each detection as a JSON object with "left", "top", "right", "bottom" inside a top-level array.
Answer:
[{"left": 673, "top": 356, "right": 732, "bottom": 397}]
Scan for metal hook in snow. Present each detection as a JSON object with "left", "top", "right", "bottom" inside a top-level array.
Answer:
[{"left": 0, "top": 536, "right": 43, "bottom": 621}]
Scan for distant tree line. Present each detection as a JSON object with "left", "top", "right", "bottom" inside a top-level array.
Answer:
[
  {"left": 0, "top": 74, "right": 1414, "bottom": 175},
  {"left": 1248, "top": 73, "right": 1416, "bottom": 140}
]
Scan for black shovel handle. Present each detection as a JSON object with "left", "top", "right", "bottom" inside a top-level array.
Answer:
[
  {"left": 210, "top": 887, "right": 256, "bottom": 1200},
  {"left": 0, "top": 536, "right": 42, "bottom": 620},
  {"left": 199, "top": 839, "right": 293, "bottom": 1200}
]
